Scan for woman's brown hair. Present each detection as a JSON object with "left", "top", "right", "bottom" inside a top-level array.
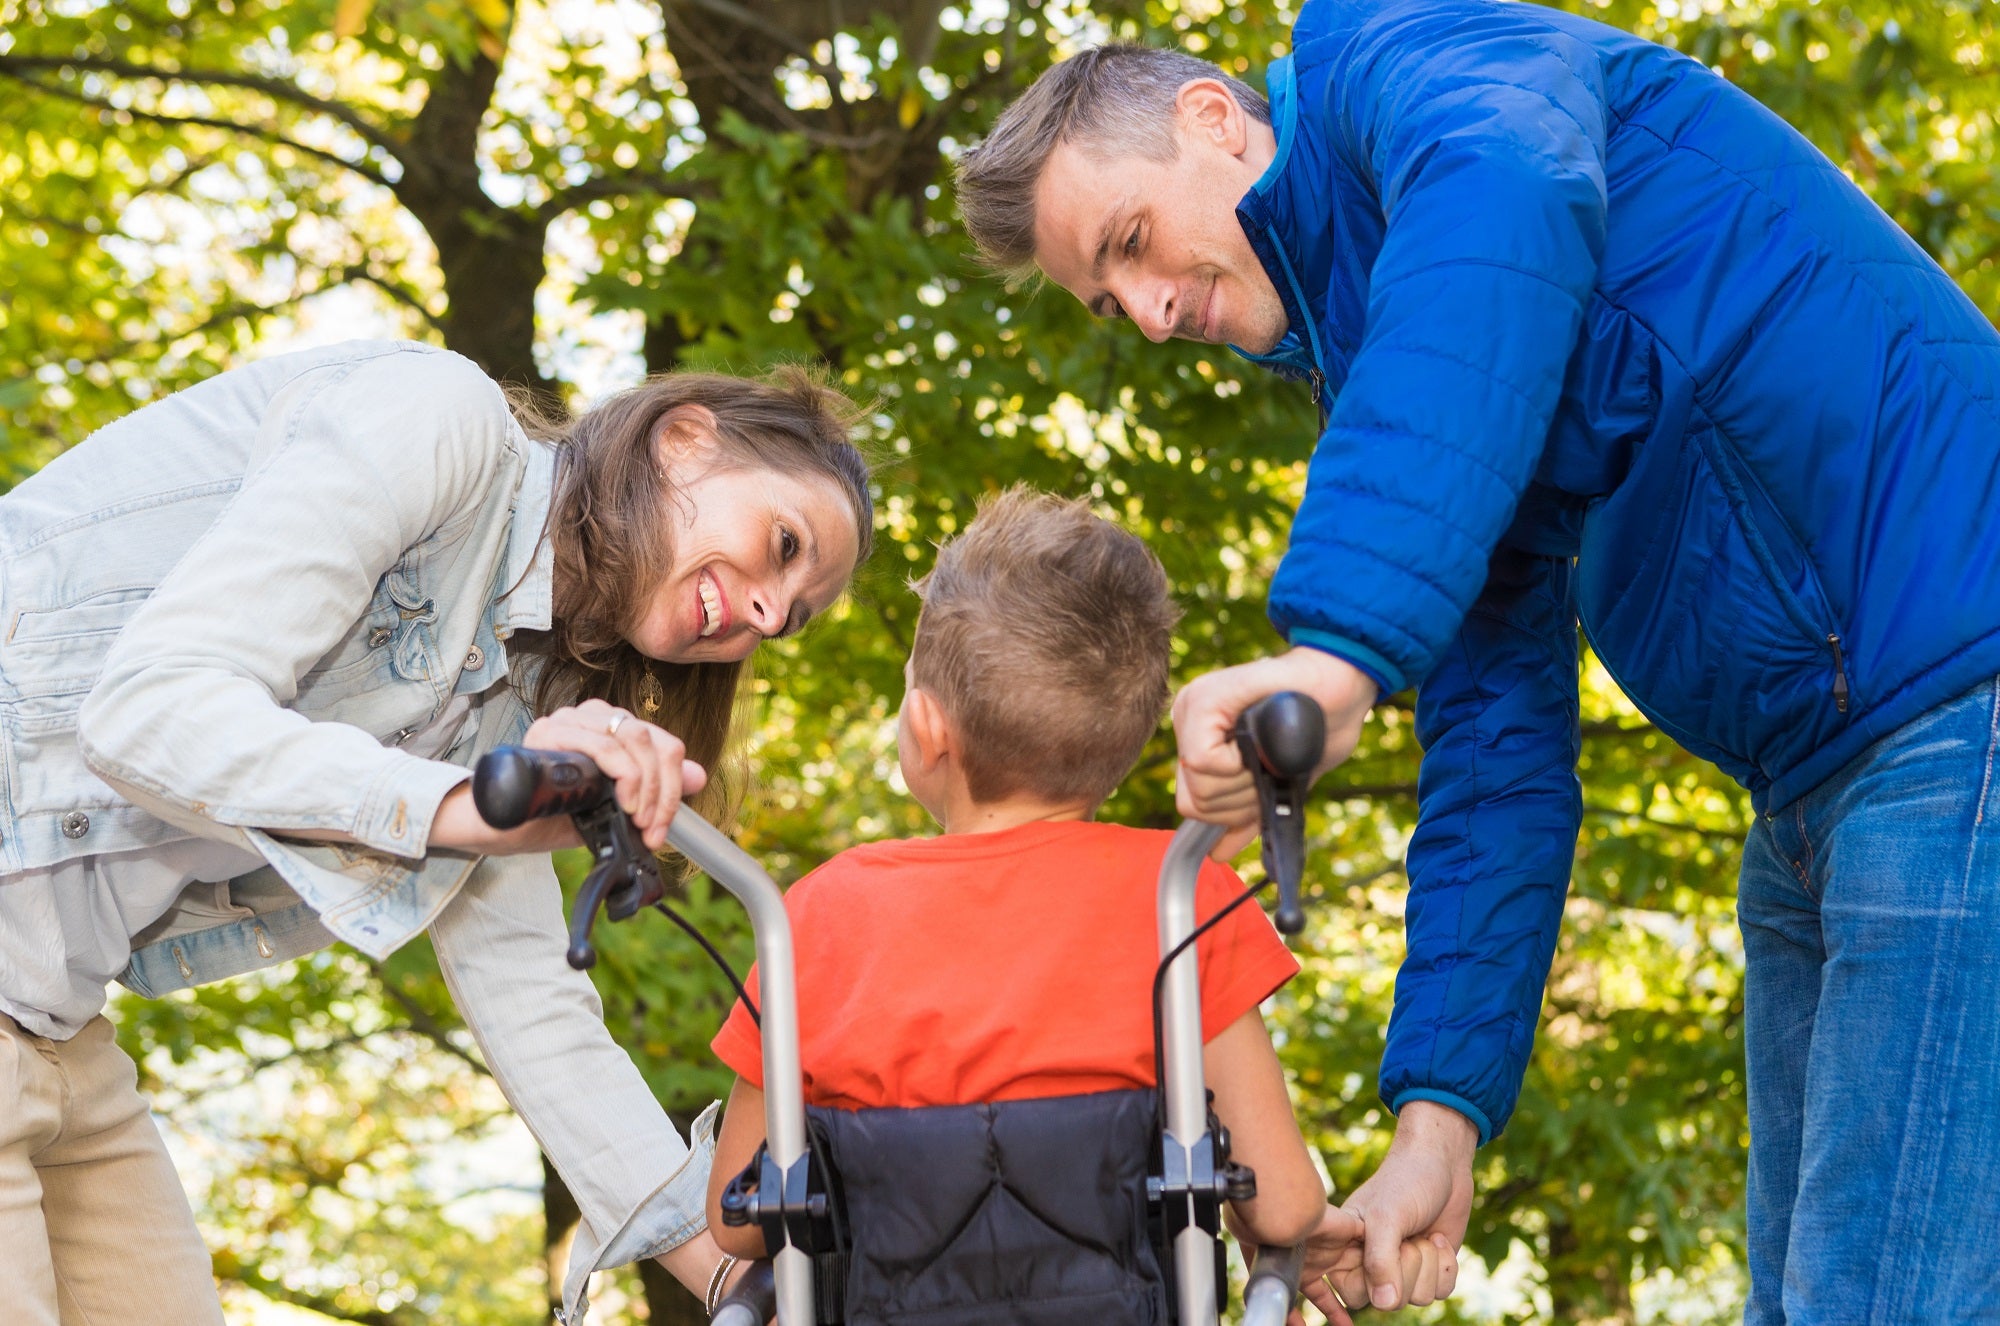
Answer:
[{"left": 508, "top": 365, "right": 874, "bottom": 826}]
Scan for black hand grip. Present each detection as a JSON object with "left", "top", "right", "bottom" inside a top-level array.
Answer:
[
  {"left": 1239, "top": 692, "right": 1325, "bottom": 781},
  {"left": 1235, "top": 692, "right": 1325, "bottom": 935},
  {"left": 1246, "top": 1241, "right": 1307, "bottom": 1293},
  {"left": 472, "top": 746, "right": 611, "bottom": 829},
  {"left": 711, "top": 1259, "right": 775, "bottom": 1326}
]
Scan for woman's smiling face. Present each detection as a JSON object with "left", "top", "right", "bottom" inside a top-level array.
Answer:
[{"left": 625, "top": 412, "right": 863, "bottom": 665}]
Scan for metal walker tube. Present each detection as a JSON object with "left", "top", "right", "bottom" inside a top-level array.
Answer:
[
  {"left": 668, "top": 811, "right": 814, "bottom": 1326},
  {"left": 1157, "top": 818, "right": 1226, "bottom": 1326}
]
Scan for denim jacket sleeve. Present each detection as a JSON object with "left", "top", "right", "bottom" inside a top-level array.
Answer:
[
  {"left": 1383, "top": 548, "right": 1582, "bottom": 1142},
  {"left": 1269, "top": 1, "right": 1608, "bottom": 693},
  {"left": 430, "top": 851, "right": 718, "bottom": 1323},
  {"left": 75, "top": 345, "right": 512, "bottom": 861}
]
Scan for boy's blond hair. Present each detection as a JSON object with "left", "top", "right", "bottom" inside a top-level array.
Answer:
[{"left": 911, "top": 487, "right": 1181, "bottom": 805}]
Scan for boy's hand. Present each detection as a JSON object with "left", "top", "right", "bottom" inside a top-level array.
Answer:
[
  {"left": 1290, "top": 1204, "right": 1459, "bottom": 1325},
  {"left": 1305, "top": 1234, "right": 1459, "bottom": 1324},
  {"left": 1171, "top": 647, "right": 1377, "bottom": 855},
  {"left": 1292, "top": 1203, "right": 1365, "bottom": 1325}
]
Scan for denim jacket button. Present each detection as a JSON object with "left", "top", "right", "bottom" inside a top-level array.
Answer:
[
  {"left": 464, "top": 644, "right": 484, "bottom": 671},
  {"left": 61, "top": 810, "right": 90, "bottom": 839},
  {"left": 369, "top": 626, "right": 393, "bottom": 649}
]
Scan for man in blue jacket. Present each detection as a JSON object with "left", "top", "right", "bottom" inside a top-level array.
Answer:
[{"left": 957, "top": 2, "right": 2000, "bottom": 1322}]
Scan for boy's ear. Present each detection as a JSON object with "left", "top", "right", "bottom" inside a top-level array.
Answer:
[{"left": 902, "top": 686, "right": 957, "bottom": 772}]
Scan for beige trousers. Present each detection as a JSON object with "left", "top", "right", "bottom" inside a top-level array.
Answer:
[{"left": 0, "top": 1013, "right": 224, "bottom": 1326}]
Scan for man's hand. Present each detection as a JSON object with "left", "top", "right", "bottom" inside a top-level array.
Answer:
[
  {"left": 1284, "top": 1205, "right": 1457, "bottom": 1326},
  {"left": 1171, "top": 647, "right": 1377, "bottom": 855},
  {"left": 1337, "top": 1101, "right": 1477, "bottom": 1313}
]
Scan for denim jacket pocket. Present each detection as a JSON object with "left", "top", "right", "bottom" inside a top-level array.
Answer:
[
  {"left": 2, "top": 587, "right": 154, "bottom": 703},
  {"left": 290, "top": 567, "right": 446, "bottom": 730},
  {"left": 383, "top": 568, "right": 443, "bottom": 691}
]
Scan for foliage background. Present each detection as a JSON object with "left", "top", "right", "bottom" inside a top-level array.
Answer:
[{"left": 3, "top": 0, "right": 1996, "bottom": 1321}]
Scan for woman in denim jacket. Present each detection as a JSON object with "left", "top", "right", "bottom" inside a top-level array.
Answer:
[{"left": 0, "top": 339, "right": 873, "bottom": 1325}]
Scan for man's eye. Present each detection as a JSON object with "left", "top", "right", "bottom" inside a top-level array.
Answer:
[
  {"left": 1105, "top": 299, "right": 1126, "bottom": 320},
  {"left": 1124, "top": 226, "right": 1140, "bottom": 259}
]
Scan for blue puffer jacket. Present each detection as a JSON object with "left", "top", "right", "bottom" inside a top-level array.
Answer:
[{"left": 1238, "top": 0, "right": 2000, "bottom": 1141}]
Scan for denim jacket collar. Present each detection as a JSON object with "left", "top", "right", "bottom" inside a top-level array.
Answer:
[{"left": 496, "top": 439, "right": 557, "bottom": 638}]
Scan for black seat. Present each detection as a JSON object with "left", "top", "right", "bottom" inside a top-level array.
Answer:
[{"left": 805, "top": 1089, "right": 1169, "bottom": 1326}]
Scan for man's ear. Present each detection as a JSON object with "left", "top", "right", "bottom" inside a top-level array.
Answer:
[
  {"left": 1176, "top": 78, "right": 1249, "bottom": 155},
  {"left": 902, "top": 685, "right": 958, "bottom": 773}
]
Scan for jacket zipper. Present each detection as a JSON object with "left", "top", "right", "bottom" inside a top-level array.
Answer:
[
  {"left": 1827, "top": 633, "right": 1850, "bottom": 713},
  {"left": 1253, "top": 217, "right": 1333, "bottom": 413}
]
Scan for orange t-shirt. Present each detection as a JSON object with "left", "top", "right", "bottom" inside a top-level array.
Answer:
[{"left": 710, "top": 819, "right": 1300, "bottom": 1110}]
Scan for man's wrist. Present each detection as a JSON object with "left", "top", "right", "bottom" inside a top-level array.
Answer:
[
  {"left": 1284, "top": 630, "right": 1398, "bottom": 697},
  {"left": 1396, "top": 1099, "right": 1481, "bottom": 1163},
  {"left": 1278, "top": 644, "right": 1381, "bottom": 710}
]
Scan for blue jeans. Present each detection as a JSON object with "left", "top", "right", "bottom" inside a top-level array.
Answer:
[{"left": 1739, "top": 676, "right": 2000, "bottom": 1324}]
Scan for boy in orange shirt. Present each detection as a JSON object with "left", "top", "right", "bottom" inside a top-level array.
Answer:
[{"left": 705, "top": 489, "right": 1426, "bottom": 1313}]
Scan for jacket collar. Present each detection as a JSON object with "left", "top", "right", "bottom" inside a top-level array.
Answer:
[
  {"left": 1230, "top": 53, "right": 1353, "bottom": 403},
  {"left": 496, "top": 437, "right": 556, "bottom": 636}
]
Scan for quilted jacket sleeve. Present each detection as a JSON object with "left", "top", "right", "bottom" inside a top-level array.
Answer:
[
  {"left": 1270, "top": 0, "right": 1608, "bottom": 693},
  {"left": 1382, "top": 547, "right": 1581, "bottom": 1142}
]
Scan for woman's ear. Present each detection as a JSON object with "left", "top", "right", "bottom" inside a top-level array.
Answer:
[
  {"left": 653, "top": 403, "right": 723, "bottom": 468},
  {"left": 901, "top": 685, "right": 957, "bottom": 773}
]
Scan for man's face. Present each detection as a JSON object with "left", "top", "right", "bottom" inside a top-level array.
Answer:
[{"left": 1032, "top": 80, "right": 1288, "bottom": 353}]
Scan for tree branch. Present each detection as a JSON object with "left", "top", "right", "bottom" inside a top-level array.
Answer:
[
  {"left": 532, "top": 168, "right": 715, "bottom": 224},
  {"left": 682, "top": 0, "right": 844, "bottom": 86},
  {"left": 365, "top": 961, "right": 493, "bottom": 1078},
  {"left": 1581, "top": 720, "right": 1661, "bottom": 739},
  {"left": 0, "top": 52, "right": 400, "bottom": 156},
  {"left": 1317, "top": 781, "right": 1419, "bottom": 801},
  {"left": 221, "top": 1261, "right": 419, "bottom": 1326},
  {"left": 1580, "top": 802, "right": 1744, "bottom": 841},
  {"left": 349, "top": 270, "right": 446, "bottom": 334},
  {"left": 662, "top": 8, "right": 820, "bottom": 136},
  {"left": 2, "top": 69, "right": 389, "bottom": 186}
]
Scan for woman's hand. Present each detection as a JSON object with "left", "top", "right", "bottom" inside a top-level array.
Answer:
[
  {"left": 430, "top": 699, "right": 708, "bottom": 855},
  {"left": 521, "top": 699, "right": 708, "bottom": 852}
]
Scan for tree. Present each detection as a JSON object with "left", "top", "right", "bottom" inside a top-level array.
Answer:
[{"left": 4, "top": 0, "right": 1997, "bottom": 1320}]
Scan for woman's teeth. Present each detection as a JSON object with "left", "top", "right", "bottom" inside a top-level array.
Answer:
[{"left": 699, "top": 576, "right": 721, "bottom": 638}]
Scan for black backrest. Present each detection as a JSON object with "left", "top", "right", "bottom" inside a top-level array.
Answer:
[{"left": 806, "top": 1088, "right": 1168, "bottom": 1326}]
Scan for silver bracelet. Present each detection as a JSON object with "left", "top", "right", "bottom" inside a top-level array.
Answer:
[{"left": 705, "top": 1253, "right": 739, "bottom": 1316}]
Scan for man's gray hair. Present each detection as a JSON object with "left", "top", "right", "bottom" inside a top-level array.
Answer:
[{"left": 954, "top": 44, "right": 1270, "bottom": 285}]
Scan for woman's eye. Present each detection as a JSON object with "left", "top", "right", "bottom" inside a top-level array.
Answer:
[{"left": 779, "top": 527, "right": 800, "bottom": 564}]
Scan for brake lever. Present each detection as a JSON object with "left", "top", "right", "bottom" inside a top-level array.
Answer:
[
  {"left": 565, "top": 794, "right": 665, "bottom": 969},
  {"left": 1232, "top": 692, "right": 1325, "bottom": 935},
  {"left": 472, "top": 746, "right": 665, "bottom": 970}
]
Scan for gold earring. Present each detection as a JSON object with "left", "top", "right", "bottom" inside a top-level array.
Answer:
[{"left": 637, "top": 668, "right": 665, "bottom": 717}]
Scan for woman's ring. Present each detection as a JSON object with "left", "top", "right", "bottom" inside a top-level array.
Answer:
[
  {"left": 1324, "top": 1276, "right": 1349, "bottom": 1311},
  {"left": 605, "top": 711, "right": 629, "bottom": 738}
]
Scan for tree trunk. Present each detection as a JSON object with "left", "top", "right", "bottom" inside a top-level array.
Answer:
[
  {"left": 390, "top": 37, "right": 555, "bottom": 390},
  {"left": 544, "top": 1155, "right": 585, "bottom": 1324}
]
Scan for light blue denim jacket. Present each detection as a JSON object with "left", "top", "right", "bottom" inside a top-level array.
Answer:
[{"left": 0, "top": 340, "right": 712, "bottom": 1321}]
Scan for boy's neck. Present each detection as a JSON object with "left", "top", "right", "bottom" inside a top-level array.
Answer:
[{"left": 934, "top": 789, "right": 1099, "bottom": 837}]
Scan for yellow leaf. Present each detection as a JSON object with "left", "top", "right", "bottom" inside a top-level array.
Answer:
[
  {"left": 476, "top": 28, "right": 506, "bottom": 63},
  {"left": 465, "top": 0, "right": 512, "bottom": 34},
  {"left": 333, "top": 0, "right": 372, "bottom": 39},
  {"left": 899, "top": 87, "right": 922, "bottom": 130}
]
